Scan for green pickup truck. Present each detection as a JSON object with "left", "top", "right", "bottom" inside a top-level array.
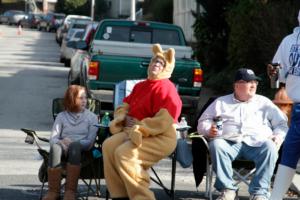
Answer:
[{"left": 83, "top": 19, "right": 203, "bottom": 124}]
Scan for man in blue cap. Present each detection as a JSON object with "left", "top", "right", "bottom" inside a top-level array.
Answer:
[{"left": 197, "top": 68, "right": 288, "bottom": 200}]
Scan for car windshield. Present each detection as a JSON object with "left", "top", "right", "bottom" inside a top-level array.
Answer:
[
  {"left": 74, "top": 31, "right": 84, "bottom": 39},
  {"left": 72, "top": 23, "right": 88, "bottom": 29}
]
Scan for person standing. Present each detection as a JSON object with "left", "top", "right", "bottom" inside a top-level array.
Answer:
[{"left": 268, "top": 10, "right": 300, "bottom": 200}]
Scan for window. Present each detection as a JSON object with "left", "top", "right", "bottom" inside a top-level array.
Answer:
[
  {"left": 153, "top": 29, "right": 181, "bottom": 45},
  {"left": 102, "top": 26, "right": 130, "bottom": 42},
  {"left": 96, "top": 24, "right": 183, "bottom": 46},
  {"left": 130, "top": 30, "right": 151, "bottom": 43}
]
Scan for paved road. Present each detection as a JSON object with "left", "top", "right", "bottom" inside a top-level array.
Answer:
[{"left": 0, "top": 25, "right": 67, "bottom": 199}]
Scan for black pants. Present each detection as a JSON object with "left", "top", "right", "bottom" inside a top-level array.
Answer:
[{"left": 49, "top": 141, "right": 82, "bottom": 168}]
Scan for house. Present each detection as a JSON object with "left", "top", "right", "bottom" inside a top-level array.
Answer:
[
  {"left": 173, "top": 0, "right": 201, "bottom": 43},
  {"left": 106, "top": 0, "right": 144, "bottom": 19}
]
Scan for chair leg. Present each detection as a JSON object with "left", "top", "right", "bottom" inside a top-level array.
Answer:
[
  {"left": 170, "top": 151, "right": 177, "bottom": 200},
  {"left": 105, "top": 188, "right": 109, "bottom": 200},
  {"left": 209, "top": 165, "right": 213, "bottom": 200},
  {"left": 39, "top": 176, "right": 46, "bottom": 200}
]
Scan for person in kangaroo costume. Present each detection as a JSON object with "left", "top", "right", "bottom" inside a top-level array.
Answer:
[{"left": 102, "top": 43, "right": 182, "bottom": 200}]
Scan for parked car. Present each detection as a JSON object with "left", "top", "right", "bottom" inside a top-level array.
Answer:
[
  {"left": 37, "top": 12, "right": 65, "bottom": 32},
  {"left": 60, "top": 29, "right": 85, "bottom": 67},
  {"left": 0, "top": 10, "right": 25, "bottom": 25},
  {"left": 0, "top": 11, "right": 10, "bottom": 24},
  {"left": 59, "top": 19, "right": 91, "bottom": 65},
  {"left": 69, "top": 22, "right": 99, "bottom": 85},
  {"left": 55, "top": 15, "right": 92, "bottom": 45},
  {"left": 19, "top": 13, "right": 43, "bottom": 28}
]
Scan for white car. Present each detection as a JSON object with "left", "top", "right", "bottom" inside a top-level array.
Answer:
[
  {"left": 60, "top": 29, "right": 84, "bottom": 67},
  {"left": 69, "top": 22, "right": 98, "bottom": 85},
  {"left": 56, "top": 15, "right": 92, "bottom": 45}
]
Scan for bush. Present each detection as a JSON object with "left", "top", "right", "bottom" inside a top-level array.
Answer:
[
  {"left": 143, "top": 0, "right": 173, "bottom": 23},
  {"left": 55, "top": 0, "right": 108, "bottom": 19},
  {"left": 227, "top": 0, "right": 300, "bottom": 97}
]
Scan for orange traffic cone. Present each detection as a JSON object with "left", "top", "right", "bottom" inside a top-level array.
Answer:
[{"left": 17, "top": 25, "right": 22, "bottom": 35}]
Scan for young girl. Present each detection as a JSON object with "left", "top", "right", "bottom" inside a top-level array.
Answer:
[{"left": 43, "top": 85, "right": 98, "bottom": 200}]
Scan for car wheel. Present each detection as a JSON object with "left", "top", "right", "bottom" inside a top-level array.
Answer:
[
  {"left": 67, "top": 70, "right": 72, "bottom": 86},
  {"left": 79, "top": 71, "right": 85, "bottom": 87},
  {"left": 60, "top": 57, "right": 65, "bottom": 63}
]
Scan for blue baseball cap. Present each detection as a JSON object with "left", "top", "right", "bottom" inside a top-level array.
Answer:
[{"left": 234, "top": 68, "right": 261, "bottom": 82}]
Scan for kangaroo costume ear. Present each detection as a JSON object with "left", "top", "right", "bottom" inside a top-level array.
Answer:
[
  {"left": 152, "top": 44, "right": 163, "bottom": 55},
  {"left": 148, "top": 44, "right": 175, "bottom": 80}
]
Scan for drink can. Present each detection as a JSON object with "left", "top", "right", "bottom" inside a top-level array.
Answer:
[{"left": 213, "top": 116, "right": 223, "bottom": 136}]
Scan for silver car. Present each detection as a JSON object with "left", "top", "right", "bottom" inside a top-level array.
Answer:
[
  {"left": 60, "top": 29, "right": 85, "bottom": 67},
  {"left": 56, "top": 15, "right": 92, "bottom": 45},
  {"left": 69, "top": 22, "right": 99, "bottom": 85},
  {"left": 0, "top": 10, "right": 26, "bottom": 25}
]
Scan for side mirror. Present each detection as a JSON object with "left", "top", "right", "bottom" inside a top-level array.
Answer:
[
  {"left": 66, "top": 40, "right": 76, "bottom": 48},
  {"left": 75, "top": 40, "right": 88, "bottom": 50}
]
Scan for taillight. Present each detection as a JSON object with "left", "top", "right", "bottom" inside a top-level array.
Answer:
[
  {"left": 193, "top": 68, "right": 203, "bottom": 87},
  {"left": 88, "top": 61, "right": 99, "bottom": 80}
]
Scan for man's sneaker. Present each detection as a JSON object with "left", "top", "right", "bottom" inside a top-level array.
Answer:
[
  {"left": 216, "top": 189, "right": 237, "bottom": 200},
  {"left": 249, "top": 195, "right": 268, "bottom": 200}
]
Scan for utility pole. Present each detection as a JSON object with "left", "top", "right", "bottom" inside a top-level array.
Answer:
[
  {"left": 130, "top": 0, "right": 136, "bottom": 21},
  {"left": 91, "top": 0, "right": 95, "bottom": 21},
  {"left": 43, "top": 0, "right": 48, "bottom": 13}
]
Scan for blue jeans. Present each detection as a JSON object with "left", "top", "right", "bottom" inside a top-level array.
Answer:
[
  {"left": 281, "top": 103, "right": 300, "bottom": 169},
  {"left": 209, "top": 139, "right": 278, "bottom": 197}
]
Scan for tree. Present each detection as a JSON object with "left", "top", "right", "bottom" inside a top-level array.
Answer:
[
  {"left": 193, "top": 0, "right": 300, "bottom": 96},
  {"left": 226, "top": 0, "right": 300, "bottom": 96},
  {"left": 193, "top": 0, "right": 234, "bottom": 93},
  {"left": 143, "top": 0, "right": 173, "bottom": 23},
  {"left": 55, "top": 0, "right": 108, "bottom": 18},
  {"left": 64, "top": 0, "right": 87, "bottom": 13}
]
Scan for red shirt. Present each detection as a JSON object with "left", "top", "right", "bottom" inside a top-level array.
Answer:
[{"left": 123, "top": 79, "right": 182, "bottom": 122}]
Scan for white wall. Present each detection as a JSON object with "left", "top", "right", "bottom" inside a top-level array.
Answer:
[
  {"left": 173, "top": 0, "right": 197, "bottom": 43},
  {"left": 107, "top": 0, "right": 131, "bottom": 18}
]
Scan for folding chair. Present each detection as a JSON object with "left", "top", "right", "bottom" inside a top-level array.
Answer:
[
  {"left": 113, "top": 80, "right": 178, "bottom": 200},
  {"left": 46, "top": 97, "right": 105, "bottom": 199},
  {"left": 192, "top": 97, "right": 256, "bottom": 200}
]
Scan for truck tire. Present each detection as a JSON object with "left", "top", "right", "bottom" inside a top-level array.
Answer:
[
  {"left": 68, "top": 71, "right": 80, "bottom": 85},
  {"left": 67, "top": 71, "right": 71, "bottom": 86},
  {"left": 64, "top": 59, "right": 70, "bottom": 67},
  {"left": 60, "top": 57, "right": 65, "bottom": 63}
]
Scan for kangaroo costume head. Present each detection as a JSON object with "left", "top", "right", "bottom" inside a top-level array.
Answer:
[{"left": 147, "top": 44, "right": 175, "bottom": 80}]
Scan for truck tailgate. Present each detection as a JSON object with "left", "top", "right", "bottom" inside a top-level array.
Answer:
[
  {"left": 89, "top": 54, "right": 149, "bottom": 89},
  {"left": 92, "top": 40, "right": 193, "bottom": 59}
]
